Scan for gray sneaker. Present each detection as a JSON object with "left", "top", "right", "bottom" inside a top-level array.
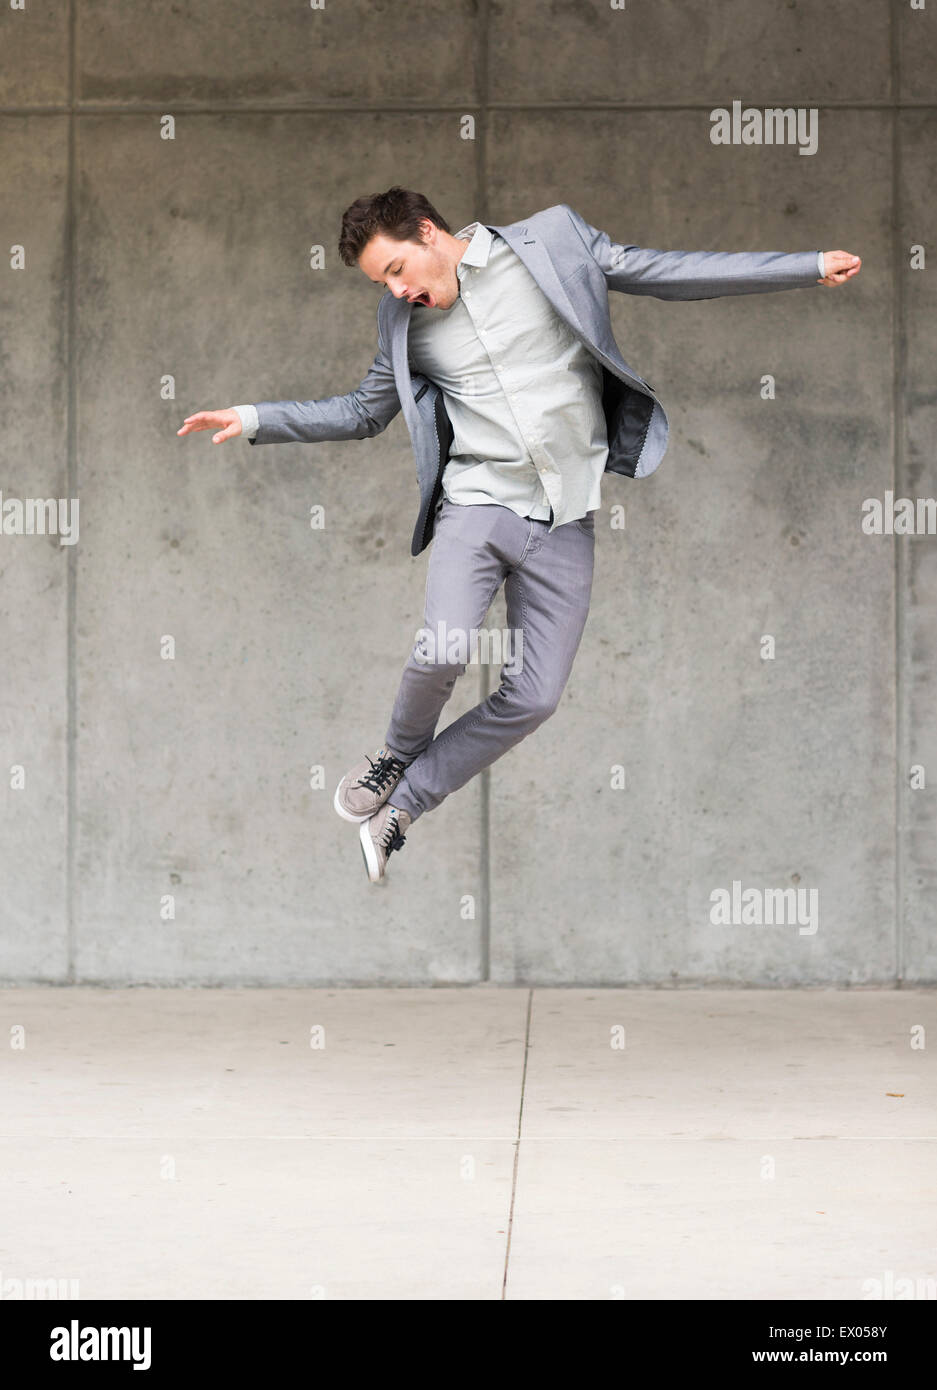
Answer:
[
  {"left": 360, "top": 803, "right": 412, "bottom": 884},
  {"left": 334, "top": 746, "right": 409, "bottom": 823}
]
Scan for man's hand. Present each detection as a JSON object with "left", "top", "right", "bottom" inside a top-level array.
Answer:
[
  {"left": 818, "top": 251, "right": 861, "bottom": 286},
  {"left": 176, "top": 409, "right": 243, "bottom": 443}
]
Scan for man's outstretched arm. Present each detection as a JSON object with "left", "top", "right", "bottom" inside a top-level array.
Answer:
[
  {"left": 177, "top": 304, "right": 402, "bottom": 446},
  {"left": 561, "top": 204, "right": 860, "bottom": 300}
]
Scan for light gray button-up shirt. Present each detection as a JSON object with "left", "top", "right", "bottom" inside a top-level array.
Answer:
[{"left": 403, "top": 221, "right": 608, "bottom": 529}]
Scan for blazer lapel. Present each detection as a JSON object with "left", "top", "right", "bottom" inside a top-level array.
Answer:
[
  {"left": 386, "top": 295, "right": 419, "bottom": 431},
  {"left": 487, "top": 218, "right": 652, "bottom": 396},
  {"left": 488, "top": 219, "right": 585, "bottom": 335}
]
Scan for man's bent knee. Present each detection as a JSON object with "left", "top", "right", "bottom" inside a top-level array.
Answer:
[{"left": 495, "top": 678, "right": 565, "bottom": 726}]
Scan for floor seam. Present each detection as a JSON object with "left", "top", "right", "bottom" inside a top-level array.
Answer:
[{"left": 501, "top": 986, "right": 533, "bottom": 1299}]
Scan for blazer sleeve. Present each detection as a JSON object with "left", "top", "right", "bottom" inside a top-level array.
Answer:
[
  {"left": 249, "top": 298, "right": 402, "bottom": 446},
  {"left": 561, "top": 203, "right": 822, "bottom": 301}
]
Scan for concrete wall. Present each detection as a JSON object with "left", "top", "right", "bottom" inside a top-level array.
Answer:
[{"left": 1, "top": 1, "right": 933, "bottom": 985}]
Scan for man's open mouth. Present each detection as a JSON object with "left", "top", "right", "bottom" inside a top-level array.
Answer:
[{"left": 410, "top": 291, "right": 433, "bottom": 307}]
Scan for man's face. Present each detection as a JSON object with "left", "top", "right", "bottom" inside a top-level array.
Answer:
[{"left": 358, "top": 220, "right": 459, "bottom": 310}]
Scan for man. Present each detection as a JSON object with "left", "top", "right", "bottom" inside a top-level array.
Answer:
[{"left": 178, "top": 187, "right": 860, "bottom": 884}]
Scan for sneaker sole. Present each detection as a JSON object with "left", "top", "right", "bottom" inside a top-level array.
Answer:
[{"left": 359, "top": 819, "right": 384, "bottom": 883}]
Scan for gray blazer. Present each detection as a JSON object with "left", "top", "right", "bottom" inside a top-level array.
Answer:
[{"left": 248, "top": 203, "right": 821, "bottom": 556}]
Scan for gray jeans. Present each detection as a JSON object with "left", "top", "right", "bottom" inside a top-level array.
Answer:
[{"left": 385, "top": 498, "right": 596, "bottom": 822}]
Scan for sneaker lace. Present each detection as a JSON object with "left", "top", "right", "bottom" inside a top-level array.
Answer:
[
  {"left": 379, "top": 810, "right": 407, "bottom": 856},
  {"left": 358, "top": 751, "right": 407, "bottom": 795}
]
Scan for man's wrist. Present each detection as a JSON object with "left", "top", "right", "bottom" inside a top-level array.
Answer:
[
  {"left": 232, "top": 403, "right": 259, "bottom": 439},
  {"left": 817, "top": 250, "right": 825, "bottom": 279}
]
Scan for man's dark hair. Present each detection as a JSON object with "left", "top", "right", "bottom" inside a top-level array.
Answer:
[{"left": 338, "top": 186, "right": 451, "bottom": 267}]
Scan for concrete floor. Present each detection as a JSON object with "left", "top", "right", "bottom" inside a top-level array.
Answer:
[{"left": 0, "top": 987, "right": 933, "bottom": 1301}]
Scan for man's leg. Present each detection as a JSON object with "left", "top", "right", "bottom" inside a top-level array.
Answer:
[
  {"left": 388, "top": 506, "right": 596, "bottom": 823},
  {"left": 383, "top": 497, "right": 511, "bottom": 765}
]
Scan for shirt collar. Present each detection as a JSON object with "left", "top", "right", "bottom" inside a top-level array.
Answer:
[{"left": 453, "top": 221, "right": 493, "bottom": 275}]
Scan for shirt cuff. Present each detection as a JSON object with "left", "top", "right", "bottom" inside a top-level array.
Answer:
[
  {"left": 817, "top": 250, "right": 825, "bottom": 279},
  {"left": 233, "top": 403, "right": 259, "bottom": 439}
]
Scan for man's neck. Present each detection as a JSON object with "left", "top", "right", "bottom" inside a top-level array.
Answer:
[{"left": 451, "top": 230, "right": 473, "bottom": 268}]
